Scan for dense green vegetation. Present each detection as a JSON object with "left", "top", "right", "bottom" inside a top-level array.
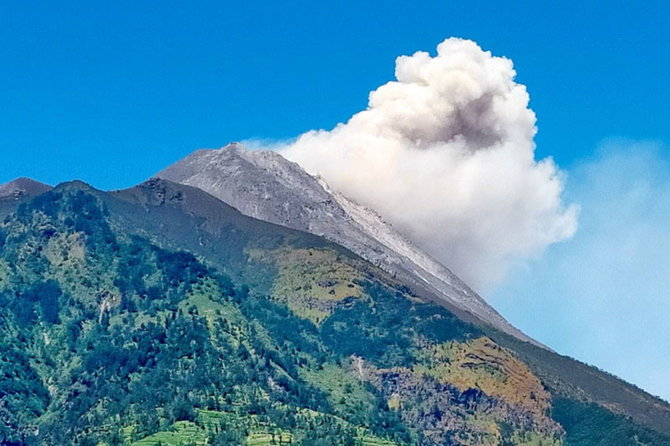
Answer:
[
  {"left": 486, "top": 326, "right": 670, "bottom": 437},
  {"left": 320, "top": 282, "right": 478, "bottom": 368},
  {"left": 0, "top": 188, "right": 418, "bottom": 445},
  {"left": 552, "top": 397, "right": 670, "bottom": 445},
  {"left": 1, "top": 182, "right": 669, "bottom": 445}
]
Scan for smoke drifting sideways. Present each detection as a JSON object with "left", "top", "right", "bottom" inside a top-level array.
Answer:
[{"left": 278, "top": 38, "right": 578, "bottom": 292}]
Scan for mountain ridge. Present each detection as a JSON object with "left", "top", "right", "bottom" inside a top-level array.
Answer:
[
  {"left": 1, "top": 178, "right": 669, "bottom": 444},
  {"left": 0, "top": 179, "right": 560, "bottom": 444},
  {"left": 156, "top": 143, "right": 541, "bottom": 347},
  {"left": 0, "top": 177, "right": 52, "bottom": 200}
]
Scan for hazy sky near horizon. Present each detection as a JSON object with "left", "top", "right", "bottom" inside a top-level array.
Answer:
[{"left": 2, "top": 2, "right": 669, "bottom": 400}]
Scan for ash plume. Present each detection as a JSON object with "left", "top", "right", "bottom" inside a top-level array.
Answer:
[{"left": 276, "top": 38, "right": 578, "bottom": 291}]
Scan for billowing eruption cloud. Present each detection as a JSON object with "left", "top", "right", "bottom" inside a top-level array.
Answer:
[{"left": 278, "top": 38, "right": 578, "bottom": 291}]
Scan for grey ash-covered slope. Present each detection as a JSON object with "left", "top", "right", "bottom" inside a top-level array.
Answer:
[{"left": 157, "top": 143, "right": 539, "bottom": 346}]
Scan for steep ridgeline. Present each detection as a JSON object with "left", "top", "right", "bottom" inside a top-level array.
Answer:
[
  {"left": 0, "top": 178, "right": 52, "bottom": 201},
  {"left": 156, "top": 143, "right": 537, "bottom": 346},
  {"left": 0, "top": 177, "right": 52, "bottom": 219},
  {"left": 2, "top": 180, "right": 670, "bottom": 445}
]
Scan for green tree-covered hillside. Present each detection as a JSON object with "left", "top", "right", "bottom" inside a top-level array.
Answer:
[{"left": 0, "top": 181, "right": 668, "bottom": 445}]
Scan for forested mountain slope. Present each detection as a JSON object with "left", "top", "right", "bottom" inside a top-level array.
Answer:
[{"left": 0, "top": 180, "right": 668, "bottom": 445}]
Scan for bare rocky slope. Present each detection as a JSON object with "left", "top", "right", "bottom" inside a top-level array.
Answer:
[
  {"left": 0, "top": 177, "right": 51, "bottom": 201},
  {"left": 0, "top": 177, "right": 52, "bottom": 219},
  {"left": 156, "top": 143, "right": 539, "bottom": 346}
]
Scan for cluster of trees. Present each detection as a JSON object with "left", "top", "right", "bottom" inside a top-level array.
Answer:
[
  {"left": 0, "top": 189, "right": 411, "bottom": 445},
  {"left": 552, "top": 397, "right": 670, "bottom": 445},
  {"left": 320, "top": 282, "right": 478, "bottom": 368},
  {"left": 4, "top": 186, "right": 661, "bottom": 445},
  {"left": 7, "top": 280, "right": 62, "bottom": 325}
]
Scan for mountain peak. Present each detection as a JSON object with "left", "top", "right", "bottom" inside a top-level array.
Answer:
[
  {"left": 54, "top": 179, "right": 96, "bottom": 190},
  {"left": 219, "top": 141, "right": 246, "bottom": 153},
  {"left": 0, "top": 177, "right": 52, "bottom": 200},
  {"left": 157, "top": 144, "right": 541, "bottom": 347}
]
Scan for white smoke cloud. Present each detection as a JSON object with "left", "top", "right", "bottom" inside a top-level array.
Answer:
[{"left": 278, "top": 38, "right": 578, "bottom": 291}]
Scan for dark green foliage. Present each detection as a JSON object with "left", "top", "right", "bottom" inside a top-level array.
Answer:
[
  {"left": 1, "top": 183, "right": 669, "bottom": 445},
  {"left": 498, "top": 421, "right": 515, "bottom": 446},
  {"left": 9, "top": 281, "right": 61, "bottom": 325},
  {"left": 0, "top": 187, "right": 400, "bottom": 444},
  {"left": 37, "top": 280, "right": 62, "bottom": 324},
  {"left": 412, "top": 303, "right": 480, "bottom": 343},
  {"left": 321, "top": 298, "right": 414, "bottom": 367},
  {"left": 553, "top": 397, "right": 670, "bottom": 445},
  {"left": 299, "top": 416, "right": 357, "bottom": 445},
  {"left": 487, "top": 327, "right": 670, "bottom": 437},
  {"left": 237, "top": 294, "right": 325, "bottom": 372},
  {"left": 321, "top": 282, "right": 478, "bottom": 367},
  {"left": 368, "top": 394, "right": 413, "bottom": 443},
  {"left": 156, "top": 250, "right": 207, "bottom": 287},
  {"left": 0, "top": 342, "right": 50, "bottom": 444},
  {"left": 17, "top": 190, "right": 60, "bottom": 220}
]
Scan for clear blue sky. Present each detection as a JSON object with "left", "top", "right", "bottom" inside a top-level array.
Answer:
[
  {"left": 3, "top": 1, "right": 670, "bottom": 399},
  {"left": 1, "top": 1, "right": 668, "bottom": 189}
]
